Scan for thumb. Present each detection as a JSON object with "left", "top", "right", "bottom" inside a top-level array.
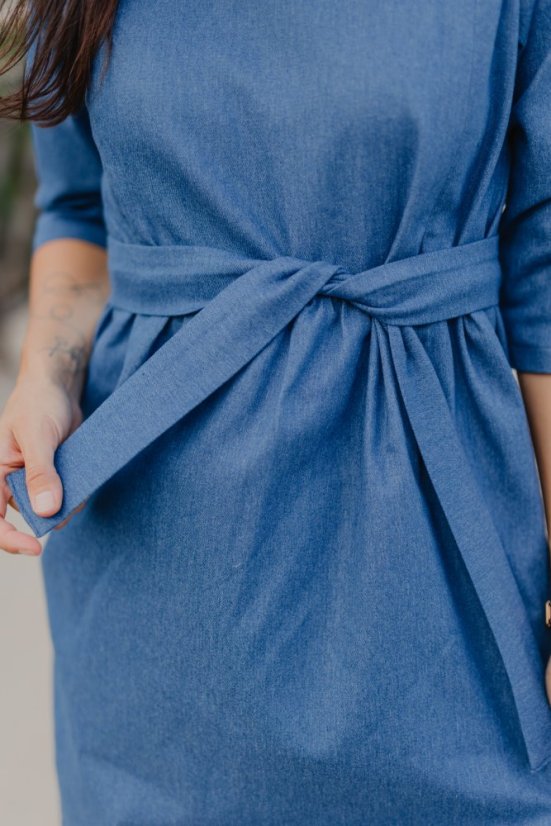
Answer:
[{"left": 19, "top": 417, "right": 63, "bottom": 517}]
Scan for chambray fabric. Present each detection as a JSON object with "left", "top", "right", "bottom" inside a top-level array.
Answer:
[{"left": 6, "top": 0, "right": 551, "bottom": 823}]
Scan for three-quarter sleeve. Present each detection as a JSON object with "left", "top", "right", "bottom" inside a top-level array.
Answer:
[
  {"left": 30, "top": 104, "right": 107, "bottom": 252},
  {"left": 499, "top": 0, "right": 551, "bottom": 373}
]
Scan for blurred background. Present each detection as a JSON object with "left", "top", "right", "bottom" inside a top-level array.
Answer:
[{"left": 0, "top": 62, "right": 61, "bottom": 826}]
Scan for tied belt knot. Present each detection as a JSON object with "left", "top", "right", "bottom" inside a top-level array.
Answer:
[
  {"left": 8, "top": 233, "right": 551, "bottom": 773},
  {"left": 104, "top": 233, "right": 501, "bottom": 326}
]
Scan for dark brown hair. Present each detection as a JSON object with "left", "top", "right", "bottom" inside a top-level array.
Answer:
[{"left": 0, "top": 0, "right": 118, "bottom": 125}]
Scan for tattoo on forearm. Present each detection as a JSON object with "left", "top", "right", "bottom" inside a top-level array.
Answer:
[
  {"left": 41, "top": 270, "right": 106, "bottom": 306},
  {"left": 27, "top": 266, "right": 108, "bottom": 385},
  {"left": 31, "top": 267, "right": 108, "bottom": 331},
  {"left": 45, "top": 337, "right": 88, "bottom": 374},
  {"left": 49, "top": 303, "right": 74, "bottom": 322}
]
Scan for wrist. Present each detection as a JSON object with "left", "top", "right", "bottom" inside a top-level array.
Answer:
[{"left": 17, "top": 348, "right": 89, "bottom": 400}]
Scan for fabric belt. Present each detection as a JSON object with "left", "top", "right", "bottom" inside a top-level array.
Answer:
[{"left": 7, "top": 234, "right": 551, "bottom": 772}]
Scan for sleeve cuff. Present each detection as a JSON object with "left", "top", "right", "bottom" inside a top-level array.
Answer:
[
  {"left": 508, "top": 343, "right": 551, "bottom": 374},
  {"left": 32, "top": 212, "right": 107, "bottom": 252}
]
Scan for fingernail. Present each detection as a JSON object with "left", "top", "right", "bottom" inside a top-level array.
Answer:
[
  {"left": 18, "top": 548, "right": 41, "bottom": 557},
  {"left": 33, "top": 491, "right": 55, "bottom": 515}
]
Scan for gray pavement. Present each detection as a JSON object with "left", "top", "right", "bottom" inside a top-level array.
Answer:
[{"left": 0, "top": 300, "right": 60, "bottom": 826}]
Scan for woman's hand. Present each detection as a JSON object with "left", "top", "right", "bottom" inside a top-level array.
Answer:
[
  {"left": 0, "top": 375, "right": 84, "bottom": 555},
  {"left": 0, "top": 238, "right": 110, "bottom": 556}
]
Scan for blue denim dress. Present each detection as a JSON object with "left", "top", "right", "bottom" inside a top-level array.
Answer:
[{"left": 7, "top": 1, "right": 551, "bottom": 823}]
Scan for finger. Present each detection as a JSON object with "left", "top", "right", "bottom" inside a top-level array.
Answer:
[
  {"left": 0, "top": 522, "right": 42, "bottom": 555},
  {"left": 53, "top": 499, "right": 88, "bottom": 531},
  {"left": 18, "top": 417, "right": 63, "bottom": 517}
]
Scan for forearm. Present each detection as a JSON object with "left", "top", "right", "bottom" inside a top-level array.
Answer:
[
  {"left": 18, "top": 238, "right": 109, "bottom": 399},
  {"left": 518, "top": 372, "right": 551, "bottom": 539}
]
